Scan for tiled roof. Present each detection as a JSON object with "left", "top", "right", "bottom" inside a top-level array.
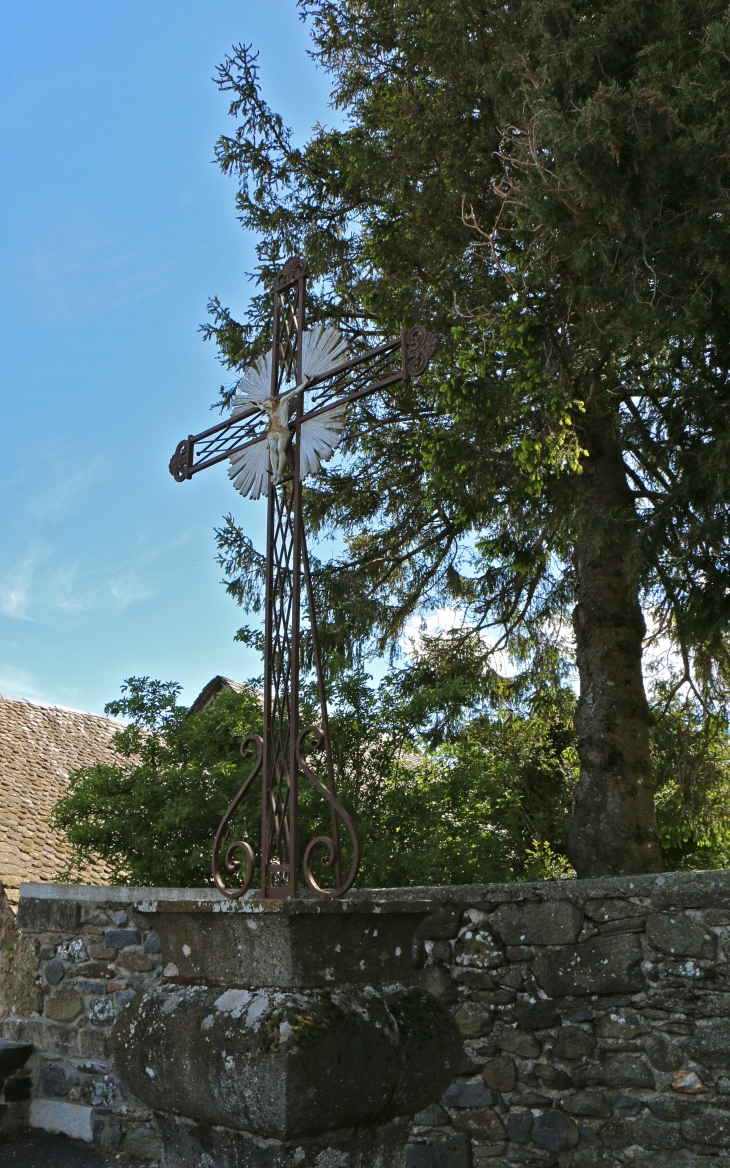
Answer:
[
  {"left": 187, "top": 675, "right": 250, "bottom": 716},
  {"left": 0, "top": 695, "right": 118, "bottom": 908}
]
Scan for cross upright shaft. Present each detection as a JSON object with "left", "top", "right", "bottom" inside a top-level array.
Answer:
[{"left": 170, "top": 256, "right": 437, "bottom": 899}]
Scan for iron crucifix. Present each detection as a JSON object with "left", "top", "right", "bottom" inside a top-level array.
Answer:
[{"left": 169, "top": 257, "right": 437, "bottom": 899}]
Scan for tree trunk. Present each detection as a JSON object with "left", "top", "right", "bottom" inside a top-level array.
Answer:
[{"left": 566, "top": 397, "right": 662, "bottom": 877}]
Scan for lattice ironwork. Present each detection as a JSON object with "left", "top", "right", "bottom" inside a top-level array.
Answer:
[{"left": 170, "top": 257, "right": 437, "bottom": 899}]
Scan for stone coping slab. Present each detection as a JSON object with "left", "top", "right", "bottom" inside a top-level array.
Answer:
[
  {"left": 18, "top": 883, "right": 433, "bottom": 914},
  {"left": 20, "top": 867, "right": 730, "bottom": 910}
]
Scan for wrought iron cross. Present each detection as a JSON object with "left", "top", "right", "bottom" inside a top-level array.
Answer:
[{"left": 169, "top": 257, "right": 437, "bottom": 899}]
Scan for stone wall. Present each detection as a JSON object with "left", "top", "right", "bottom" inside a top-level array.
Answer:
[
  {"left": 0, "top": 880, "right": 15, "bottom": 1022},
  {"left": 1, "top": 885, "right": 164, "bottom": 1156},
  {"left": 3, "top": 871, "right": 730, "bottom": 1165},
  {"left": 400, "top": 869, "right": 730, "bottom": 1167}
]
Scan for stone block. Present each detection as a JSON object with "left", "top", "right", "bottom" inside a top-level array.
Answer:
[
  {"left": 496, "top": 1028, "right": 540, "bottom": 1058},
  {"left": 45, "top": 988, "right": 84, "bottom": 1023},
  {"left": 686, "top": 1020, "right": 730, "bottom": 1069},
  {"left": 116, "top": 949, "right": 154, "bottom": 972},
  {"left": 8, "top": 935, "right": 43, "bottom": 1016},
  {"left": 454, "top": 1001, "right": 492, "bottom": 1038},
  {"left": 155, "top": 899, "right": 432, "bottom": 989},
  {"left": 44, "top": 959, "right": 65, "bottom": 987},
  {"left": 451, "top": 1107, "right": 505, "bottom": 1140},
  {"left": 143, "top": 930, "right": 161, "bottom": 954},
  {"left": 594, "top": 1009, "right": 650, "bottom": 1039},
  {"left": 635, "top": 1154, "right": 719, "bottom": 1168},
  {"left": 531, "top": 1110, "right": 579, "bottom": 1151},
  {"left": 491, "top": 900, "right": 582, "bottom": 946},
  {"left": 416, "top": 906, "right": 462, "bottom": 940},
  {"left": 104, "top": 928, "right": 141, "bottom": 949},
  {"left": 42, "top": 1062, "right": 68, "bottom": 1096},
  {"left": 602, "top": 1053, "right": 654, "bottom": 1088},
  {"left": 642, "top": 1033, "right": 683, "bottom": 1072},
  {"left": 69, "top": 961, "right": 112, "bottom": 979},
  {"left": 88, "top": 996, "right": 115, "bottom": 1027},
  {"left": 442, "top": 1080, "right": 493, "bottom": 1108},
  {"left": 506, "top": 1109, "right": 532, "bottom": 1142},
  {"left": 584, "top": 898, "right": 648, "bottom": 922},
  {"left": 3, "top": 1017, "right": 106, "bottom": 1060},
  {"left": 652, "top": 870, "right": 730, "bottom": 910},
  {"left": 552, "top": 1026, "right": 596, "bottom": 1060},
  {"left": 0, "top": 1040, "right": 33, "bottom": 1077},
  {"left": 454, "top": 927, "right": 504, "bottom": 969},
  {"left": 560, "top": 1090, "right": 612, "bottom": 1117},
  {"left": 471, "top": 1148, "right": 506, "bottom": 1164},
  {"left": 481, "top": 1055, "right": 516, "bottom": 1093},
  {"left": 404, "top": 1137, "right": 472, "bottom": 1168},
  {"left": 514, "top": 999, "right": 560, "bottom": 1030},
  {"left": 28, "top": 1098, "right": 93, "bottom": 1141},
  {"left": 681, "top": 1109, "right": 730, "bottom": 1147},
  {"left": 647, "top": 1096, "right": 695, "bottom": 1122},
  {"left": 533, "top": 934, "right": 644, "bottom": 997},
  {"left": 646, "top": 914, "right": 716, "bottom": 959},
  {"left": 17, "top": 897, "right": 79, "bottom": 933},
  {"left": 70, "top": 979, "right": 109, "bottom": 995},
  {"left": 534, "top": 1064, "right": 571, "bottom": 1088},
  {"left": 602, "top": 1116, "right": 684, "bottom": 1150}
]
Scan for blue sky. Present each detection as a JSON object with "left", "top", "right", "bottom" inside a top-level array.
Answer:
[{"left": 0, "top": 2, "right": 337, "bottom": 714}]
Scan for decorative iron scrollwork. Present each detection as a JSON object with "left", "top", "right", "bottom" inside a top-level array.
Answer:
[
  {"left": 212, "top": 734, "right": 263, "bottom": 899},
  {"left": 297, "top": 726, "right": 361, "bottom": 897},
  {"left": 168, "top": 440, "right": 189, "bottom": 482},
  {"left": 274, "top": 256, "right": 310, "bottom": 291},
  {"left": 402, "top": 325, "right": 438, "bottom": 378}
]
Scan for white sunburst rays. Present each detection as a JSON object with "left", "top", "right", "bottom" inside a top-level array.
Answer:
[{"left": 228, "top": 326, "right": 351, "bottom": 500}]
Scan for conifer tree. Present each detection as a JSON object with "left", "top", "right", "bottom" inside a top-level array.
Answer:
[{"left": 205, "top": 0, "right": 730, "bottom": 875}]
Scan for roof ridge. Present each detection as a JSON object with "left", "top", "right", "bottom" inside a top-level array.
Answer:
[{"left": 0, "top": 693, "right": 125, "bottom": 725}]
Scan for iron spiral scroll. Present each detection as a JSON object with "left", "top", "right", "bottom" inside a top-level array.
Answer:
[
  {"left": 212, "top": 728, "right": 361, "bottom": 899},
  {"left": 212, "top": 734, "right": 262, "bottom": 899},
  {"left": 297, "top": 726, "right": 361, "bottom": 897}
]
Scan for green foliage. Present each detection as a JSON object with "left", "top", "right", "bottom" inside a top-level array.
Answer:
[
  {"left": 51, "top": 666, "right": 579, "bottom": 889},
  {"left": 653, "top": 692, "right": 730, "bottom": 871},
  {"left": 52, "top": 680, "right": 263, "bottom": 887},
  {"left": 53, "top": 662, "right": 730, "bottom": 887}
]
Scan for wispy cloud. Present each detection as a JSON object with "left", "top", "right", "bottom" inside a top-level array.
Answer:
[
  {"left": 0, "top": 543, "right": 50, "bottom": 620},
  {"left": 0, "top": 662, "right": 42, "bottom": 700},
  {"left": 0, "top": 530, "right": 193, "bottom": 623},
  {"left": 27, "top": 461, "right": 100, "bottom": 521},
  {"left": 22, "top": 224, "right": 205, "bottom": 324}
]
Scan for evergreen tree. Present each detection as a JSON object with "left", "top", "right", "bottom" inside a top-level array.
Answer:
[{"left": 205, "top": 0, "right": 730, "bottom": 875}]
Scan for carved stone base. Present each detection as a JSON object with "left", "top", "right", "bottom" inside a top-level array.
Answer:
[
  {"left": 113, "top": 980, "right": 461, "bottom": 1141},
  {"left": 155, "top": 1111, "right": 414, "bottom": 1168}
]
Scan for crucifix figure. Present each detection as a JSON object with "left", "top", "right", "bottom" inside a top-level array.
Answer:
[{"left": 169, "top": 257, "right": 437, "bottom": 899}]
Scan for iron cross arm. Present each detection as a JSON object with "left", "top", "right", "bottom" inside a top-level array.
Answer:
[{"left": 168, "top": 324, "right": 437, "bottom": 484}]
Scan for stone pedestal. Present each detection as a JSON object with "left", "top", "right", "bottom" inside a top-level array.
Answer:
[{"left": 111, "top": 897, "right": 463, "bottom": 1166}]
